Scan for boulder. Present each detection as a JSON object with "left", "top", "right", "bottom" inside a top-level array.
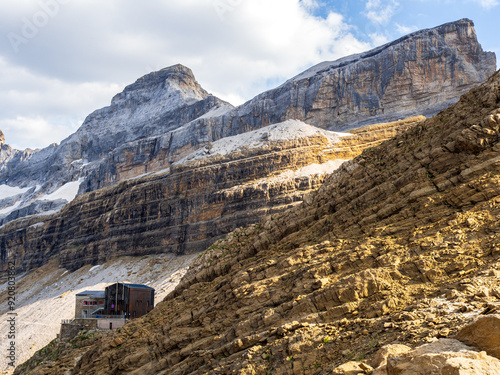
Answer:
[
  {"left": 455, "top": 315, "right": 500, "bottom": 359},
  {"left": 371, "top": 344, "right": 412, "bottom": 369},
  {"left": 442, "top": 355, "right": 500, "bottom": 374},
  {"left": 332, "top": 361, "right": 374, "bottom": 374},
  {"left": 385, "top": 339, "right": 500, "bottom": 375}
]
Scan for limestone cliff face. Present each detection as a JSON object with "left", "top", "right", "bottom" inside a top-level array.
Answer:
[
  {"left": 0, "top": 19, "right": 494, "bottom": 227},
  {"left": 3, "top": 113, "right": 424, "bottom": 274},
  {"left": 96, "top": 18, "right": 495, "bottom": 189},
  {"left": 0, "top": 118, "right": 415, "bottom": 273},
  {"left": 196, "top": 18, "right": 496, "bottom": 133}
]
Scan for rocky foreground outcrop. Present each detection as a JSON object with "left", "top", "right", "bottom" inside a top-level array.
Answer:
[
  {"left": 16, "top": 71, "right": 500, "bottom": 374},
  {"left": 0, "top": 19, "right": 495, "bottom": 225}
]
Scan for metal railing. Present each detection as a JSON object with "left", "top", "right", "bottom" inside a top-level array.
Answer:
[
  {"left": 61, "top": 315, "right": 127, "bottom": 324},
  {"left": 90, "top": 307, "right": 104, "bottom": 315},
  {"left": 92, "top": 315, "right": 126, "bottom": 319}
]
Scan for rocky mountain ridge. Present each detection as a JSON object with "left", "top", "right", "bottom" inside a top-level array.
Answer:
[
  {"left": 16, "top": 67, "right": 500, "bottom": 375},
  {"left": 227, "top": 18, "right": 495, "bottom": 130},
  {"left": 0, "top": 64, "right": 230, "bottom": 192},
  {"left": 2, "top": 117, "right": 418, "bottom": 273},
  {"left": 0, "top": 19, "right": 495, "bottom": 225}
]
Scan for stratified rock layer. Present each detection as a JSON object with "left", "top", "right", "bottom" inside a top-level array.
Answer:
[
  {"left": 0, "top": 117, "right": 420, "bottom": 273},
  {"left": 16, "top": 70, "right": 500, "bottom": 375},
  {"left": 0, "top": 125, "right": 326, "bottom": 271}
]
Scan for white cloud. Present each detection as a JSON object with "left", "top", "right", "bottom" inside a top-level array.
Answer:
[
  {"left": 0, "top": 0, "right": 373, "bottom": 150},
  {"left": 471, "top": 0, "right": 499, "bottom": 8},
  {"left": 300, "top": 0, "right": 321, "bottom": 10},
  {"left": 0, "top": 116, "right": 75, "bottom": 150},
  {"left": 396, "top": 23, "right": 419, "bottom": 36},
  {"left": 365, "top": 0, "right": 400, "bottom": 24},
  {"left": 369, "top": 33, "right": 389, "bottom": 46},
  {"left": 0, "top": 58, "right": 122, "bottom": 149}
]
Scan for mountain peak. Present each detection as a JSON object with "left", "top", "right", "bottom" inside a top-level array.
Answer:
[
  {"left": 157, "top": 63, "right": 195, "bottom": 76},
  {"left": 121, "top": 63, "right": 201, "bottom": 93}
]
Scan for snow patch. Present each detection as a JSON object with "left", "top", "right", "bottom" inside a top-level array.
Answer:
[
  {"left": 0, "top": 200, "right": 22, "bottom": 216},
  {"left": 153, "top": 167, "right": 171, "bottom": 176},
  {"left": 28, "top": 222, "right": 45, "bottom": 229},
  {"left": 89, "top": 265, "right": 101, "bottom": 273},
  {"left": 223, "top": 159, "right": 348, "bottom": 193},
  {"left": 70, "top": 159, "right": 90, "bottom": 169},
  {"left": 198, "top": 104, "right": 233, "bottom": 119},
  {"left": 35, "top": 209, "right": 62, "bottom": 217},
  {"left": 0, "top": 184, "right": 31, "bottom": 200},
  {"left": 177, "top": 120, "right": 349, "bottom": 164},
  {"left": 293, "top": 160, "right": 348, "bottom": 178},
  {"left": 40, "top": 179, "right": 83, "bottom": 202}
]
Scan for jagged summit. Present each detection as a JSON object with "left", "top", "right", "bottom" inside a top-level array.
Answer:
[
  {"left": 76, "top": 63, "right": 213, "bottom": 140},
  {"left": 0, "top": 63, "right": 230, "bottom": 222},
  {"left": 110, "top": 63, "right": 209, "bottom": 107},
  {"left": 126, "top": 64, "right": 198, "bottom": 89}
]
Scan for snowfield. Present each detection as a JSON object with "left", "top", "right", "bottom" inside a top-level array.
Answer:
[
  {"left": 0, "top": 185, "right": 31, "bottom": 200},
  {"left": 39, "top": 179, "right": 83, "bottom": 202},
  {"left": 177, "top": 120, "right": 350, "bottom": 164},
  {"left": 198, "top": 103, "right": 233, "bottom": 119},
  {"left": 221, "top": 159, "right": 348, "bottom": 194},
  {"left": 0, "top": 180, "right": 83, "bottom": 222}
]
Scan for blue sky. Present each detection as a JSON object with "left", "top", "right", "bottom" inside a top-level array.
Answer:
[
  {"left": 308, "top": 0, "right": 498, "bottom": 50},
  {"left": 0, "top": 0, "right": 497, "bottom": 150}
]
